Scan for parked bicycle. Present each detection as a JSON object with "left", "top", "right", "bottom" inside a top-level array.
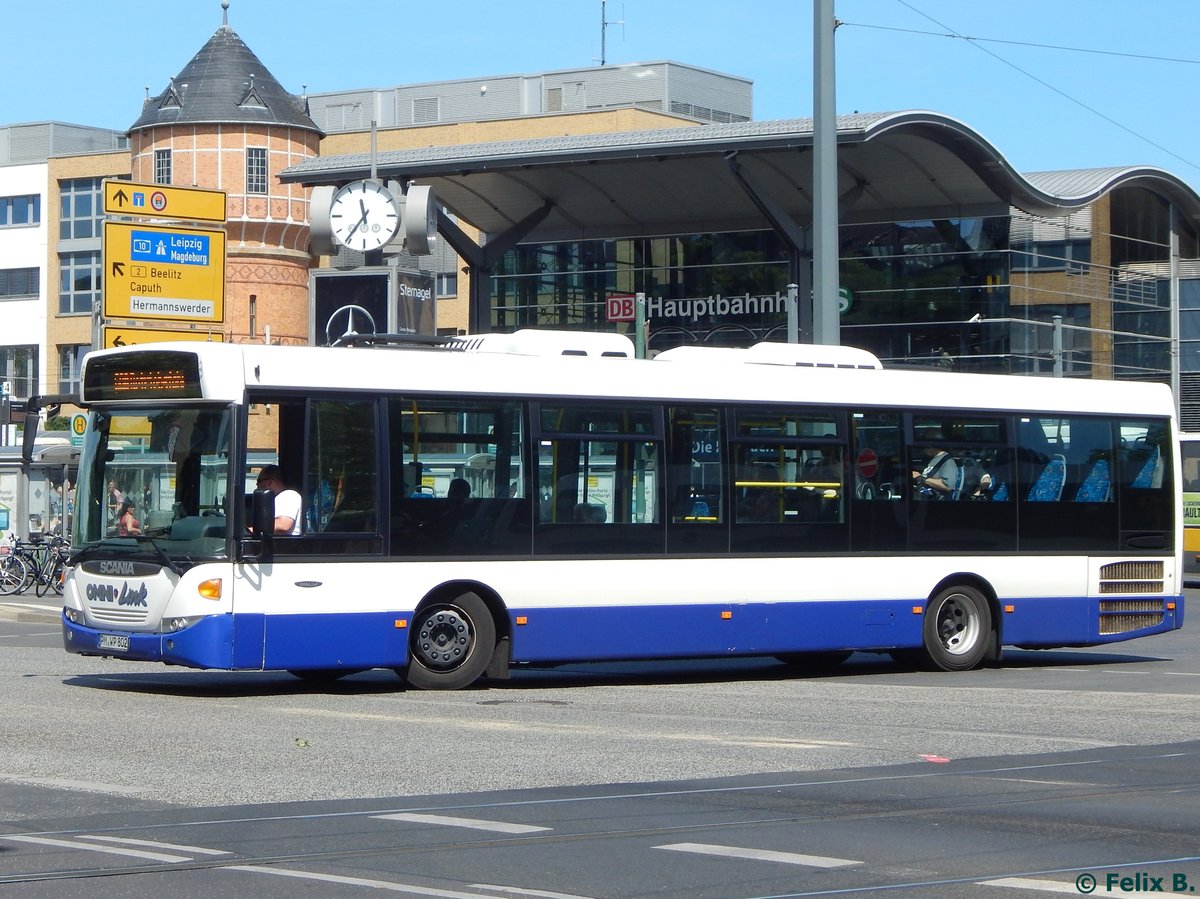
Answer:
[{"left": 0, "top": 533, "right": 70, "bottom": 597}]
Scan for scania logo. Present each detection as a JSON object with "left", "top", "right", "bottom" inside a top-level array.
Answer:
[{"left": 98, "top": 560, "right": 137, "bottom": 576}]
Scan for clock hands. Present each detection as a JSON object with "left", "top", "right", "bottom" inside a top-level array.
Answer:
[
  {"left": 345, "top": 198, "right": 370, "bottom": 241},
  {"left": 329, "top": 181, "right": 401, "bottom": 251}
]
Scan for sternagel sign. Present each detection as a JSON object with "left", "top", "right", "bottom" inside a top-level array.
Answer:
[{"left": 310, "top": 268, "right": 436, "bottom": 346}]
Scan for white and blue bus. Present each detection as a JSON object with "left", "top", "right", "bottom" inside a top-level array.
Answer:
[{"left": 58, "top": 331, "right": 1183, "bottom": 688}]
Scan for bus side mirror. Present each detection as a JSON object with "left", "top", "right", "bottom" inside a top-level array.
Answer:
[
  {"left": 252, "top": 489, "right": 275, "bottom": 537},
  {"left": 239, "top": 490, "right": 276, "bottom": 563}
]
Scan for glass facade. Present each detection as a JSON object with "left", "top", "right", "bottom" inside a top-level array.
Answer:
[
  {"left": 59, "top": 178, "right": 104, "bottom": 239},
  {"left": 0, "top": 194, "right": 40, "bottom": 227},
  {"left": 0, "top": 267, "right": 39, "bottom": 300},
  {"left": 59, "top": 251, "right": 101, "bottom": 315},
  {"left": 0, "top": 345, "right": 38, "bottom": 399},
  {"left": 492, "top": 231, "right": 792, "bottom": 346},
  {"left": 492, "top": 191, "right": 1198, "bottom": 386},
  {"left": 58, "top": 344, "right": 87, "bottom": 394}
]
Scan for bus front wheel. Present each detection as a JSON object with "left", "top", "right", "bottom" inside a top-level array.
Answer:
[
  {"left": 922, "top": 585, "right": 991, "bottom": 671},
  {"left": 405, "top": 593, "right": 496, "bottom": 690}
]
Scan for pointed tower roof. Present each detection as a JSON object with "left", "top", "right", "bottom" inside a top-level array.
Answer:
[{"left": 129, "top": 4, "right": 321, "bottom": 135}]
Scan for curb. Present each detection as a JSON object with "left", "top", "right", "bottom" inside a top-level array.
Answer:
[{"left": 0, "top": 602, "right": 62, "bottom": 625}]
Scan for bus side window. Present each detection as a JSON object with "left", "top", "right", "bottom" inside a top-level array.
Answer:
[
  {"left": 305, "top": 399, "right": 379, "bottom": 534},
  {"left": 667, "top": 406, "right": 723, "bottom": 523},
  {"left": 851, "top": 410, "right": 903, "bottom": 501}
]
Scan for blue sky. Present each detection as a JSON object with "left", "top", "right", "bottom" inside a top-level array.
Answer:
[{"left": 6, "top": 1, "right": 1199, "bottom": 191}]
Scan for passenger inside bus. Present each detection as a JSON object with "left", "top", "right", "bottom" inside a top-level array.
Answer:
[
  {"left": 912, "top": 442, "right": 959, "bottom": 500},
  {"left": 256, "top": 465, "right": 302, "bottom": 535},
  {"left": 433, "top": 478, "right": 473, "bottom": 538},
  {"left": 117, "top": 500, "right": 141, "bottom": 536}
]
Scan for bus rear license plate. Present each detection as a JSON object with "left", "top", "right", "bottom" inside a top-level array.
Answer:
[{"left": 98, "top": 634, "right": 129, "bottom": 652}]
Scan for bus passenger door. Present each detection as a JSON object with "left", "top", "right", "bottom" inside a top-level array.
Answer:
[
  {"left": 850, "top": 411, "right": 906, "bottom": 552},
  {"left": 237, "top": 396, "right": 388, "bottom": 671}
]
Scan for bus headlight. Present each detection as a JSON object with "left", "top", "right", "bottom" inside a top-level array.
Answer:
[
  {"left": 163, "top": 616, "right": 200, "bottom": 632},
  {"left": 65, "top": 607, "right": 85, "bottom": 624}
]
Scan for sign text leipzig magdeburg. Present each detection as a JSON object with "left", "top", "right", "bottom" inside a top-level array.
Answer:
[{"left": 103, "top": 221, "right": 226, "bottom": 324}]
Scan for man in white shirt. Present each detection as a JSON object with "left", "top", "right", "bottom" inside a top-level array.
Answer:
[{"left": 256, "top": 465, "right": 303, "bottom": 535}]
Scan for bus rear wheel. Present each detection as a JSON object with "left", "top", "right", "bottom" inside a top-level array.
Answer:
[
  {"left": 922, "top": 585, "right": 991, "bottom": 671},
  {"left": 405, "top": 592, "right": 496, "bottom": 690}
]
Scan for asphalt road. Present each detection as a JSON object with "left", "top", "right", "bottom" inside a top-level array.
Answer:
[{"left": 0, "top": 593, "right": 1197, "bottom": 897}]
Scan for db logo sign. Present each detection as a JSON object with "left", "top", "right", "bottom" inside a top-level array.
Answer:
[{"left": 606, "top": 295, "right": 635, "bottom": 322}]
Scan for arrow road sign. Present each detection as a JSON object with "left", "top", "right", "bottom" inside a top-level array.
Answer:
[
  {"left": 103, "top": 221, "right": 226, "bottom": 324},
  {"left": 102, "top": 325, "right": 225, "bottom": 348},
  {"left": 104, "top": 180, "right": 227, "bottom": 223}
]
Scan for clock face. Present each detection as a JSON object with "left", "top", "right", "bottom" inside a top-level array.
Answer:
[{"left": 329, "top": 180, "right": 400, "bottom": 252}]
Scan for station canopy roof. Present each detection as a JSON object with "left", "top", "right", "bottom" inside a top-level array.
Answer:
[{"left": 280, "top": 111, "right": 1200, "bottom": 244}]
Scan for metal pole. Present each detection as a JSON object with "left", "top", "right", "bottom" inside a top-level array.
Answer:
[
  {"left": 600, "top": 0, "right": 607, "bottom": 65},
  {"left": 634, "top": 291, "right": 647, "bottom": 358},
  {"left": 370, "top": 120, "right": 378, "bottom": 182},
  {"left": 812, "top": 0, "right": 840, "bottom": 346},
  {"left": 1170, "top": 203, "right": 1181, "bottom": 419},
  {"left": 1052, "top": 314, "right": 1063, "bottom": 377},
  {"left": 787, "top": 283, "right": 799, "bottom": 343}
]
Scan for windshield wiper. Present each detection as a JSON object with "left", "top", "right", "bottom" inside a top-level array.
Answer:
[
  {"left": 68, "top": 540, "right": 134, "bottom": 567},
  {"left": 135, "top": 535, "right": 185, "bottom": 576},
  {"left": 68, "top": 537, "right": 184, "bottom": 576}
]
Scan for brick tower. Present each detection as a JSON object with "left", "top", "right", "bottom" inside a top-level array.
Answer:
[{"left": 126, "top": 2, "right": 322, "bottom": 347}]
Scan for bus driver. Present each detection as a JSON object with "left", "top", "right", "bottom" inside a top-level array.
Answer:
[{"left": 256, "top": 465, "right": 302, "bottom": 535}]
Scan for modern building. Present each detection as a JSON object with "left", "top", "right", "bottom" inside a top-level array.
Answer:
[{"left": 0, "top": 122, "right": 127, "bottom": 412}]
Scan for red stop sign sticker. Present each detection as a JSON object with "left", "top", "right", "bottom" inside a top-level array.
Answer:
[{"left": 857, "top": 448, "right": 879, "bottom": 479}]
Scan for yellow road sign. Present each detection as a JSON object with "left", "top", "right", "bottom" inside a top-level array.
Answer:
[
  {"left": 103, "top": 221, "right": 226, "bottom": 324},
  {"left": 102, "top": 325, "right": 225, "bottom": 349},
  {"left": 104, "top": 180, "right": 227, "bottom": 223}
]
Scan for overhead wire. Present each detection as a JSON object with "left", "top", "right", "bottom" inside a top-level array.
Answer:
[{"left": 838, "top": 2, "right": 1200, "bottom": 174}]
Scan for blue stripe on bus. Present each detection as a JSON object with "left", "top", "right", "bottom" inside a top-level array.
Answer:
[
  {"left": 62, "top": 592, "right": 1183, "bottom": 672},
  {"left": 504, "top": 600, "right": 922, "bottom": 662},
  {"left": 998, "top": 593, "right": 1184, "bottom": 647}
]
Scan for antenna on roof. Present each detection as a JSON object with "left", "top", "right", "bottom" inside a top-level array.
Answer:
[{"left": 599, "top": 0, "right": 625, "bottom": 66}]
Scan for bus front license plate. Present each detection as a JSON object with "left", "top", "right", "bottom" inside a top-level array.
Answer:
[{"left": 98, "top": 634, "right": 129, "bottom": 652}]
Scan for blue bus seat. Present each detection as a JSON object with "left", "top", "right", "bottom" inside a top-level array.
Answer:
[
  {"left": 1027, "top": 454, "right": 1066, "bottom": 502},
  {"left": 1074, "top": 458, "right": 1111, "bottom": 502},
  {"left": 1131, "top": 445, "right": 1161, "bottom": 489}
]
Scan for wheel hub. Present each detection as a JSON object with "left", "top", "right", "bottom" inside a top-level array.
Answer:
[
  {"left": 937, "top": 596, "right": 978, "bottom": 655},
  {"left": 415, "top": 609, "right": 472, "bottom": 670}
]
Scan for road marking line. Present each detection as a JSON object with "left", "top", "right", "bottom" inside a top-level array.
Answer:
[
  {"left": 2, "top": 834, "right": 190, "bottom": 863},
  {"left": 974, "top": 777, "right": 1097, "bottom": 787},
  {"left": 980, "top": 876, "right": 1084, "bottom": 893},
  {"left": 229, "top": 864, "right": 536, "bottom": 897},
  {"left": 0, "top": 774, "right": 150, "bottom": 795},
  {"left": 374, "top": 812, "right": 550, "bottom": 834},
  {"left": 0, "top": 603, "right": 60, "bottom": 612},
  {"left": 655, "top": 842, "right": 860, "bottom": 868},
  {"left": 470, "top": 884, "right": 596, "bottom": 899},
  {"left": 77, "top": 834, "right": 231, "bottom": 855}
]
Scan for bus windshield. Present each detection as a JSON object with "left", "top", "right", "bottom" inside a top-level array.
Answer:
[{"left": 72, "top": 405, "right": 233, "bottom": 560}]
